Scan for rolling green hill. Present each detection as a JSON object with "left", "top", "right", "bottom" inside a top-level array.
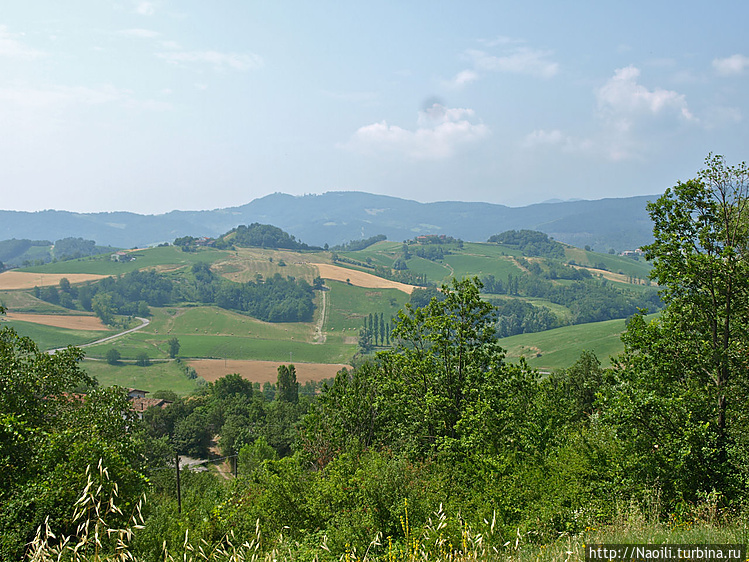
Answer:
[{"left": 0, "top": 232, "right": 658, "bottom": 392}]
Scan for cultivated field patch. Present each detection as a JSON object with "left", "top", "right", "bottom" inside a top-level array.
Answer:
[
  {"left": 0, "top": 271, "right": 107, "bottom": 290},
  {"left": 314, "top": 263, "right": 416, "bottom": 294},
  {"left": 189, "top": 359, "right": 348, "bottom": 384},
  {"left": 3, "top": 312, "right": 108, "bottom": 331}
]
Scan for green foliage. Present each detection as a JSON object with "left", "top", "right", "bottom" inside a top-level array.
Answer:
[
  {"left": 331, "top": 234, "right": 387, "bottom": 251},
  {"left": 105, "top": 347, "right": 121, "bottom": 364},
  {"left": 53, "top": 237, "right": 112, "bottom": 261},
  {"left": 0, "top": 320, "right": 150, "bottom": 560},
  {"left": 135, "top": 352, "right": 151, "bottom": 367},
  {"left": 167, "top": 336, "right": 180, "bottom": 358},
  {"left": 276, "top": 364, "right": 298, "bottom": 403},
  {"left": 217, "top": 223, "right": 316, "bottom": 250},
  {"left": 604, "top": 154, "right": 749, "bottom": 504},
  {"left": 488, "top": 229, "right": 566, "bottom": 258},
  {"left": 482, "top": 270, "right": 661, "bottom": 325}
]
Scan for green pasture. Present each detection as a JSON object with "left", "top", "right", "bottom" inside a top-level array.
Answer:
[
  {"left": 498, "top": 315, "right": 651, "bottom": 371},
  {"left": 324, "top": 280, "right": 407, "bottom": 335},
  {"left": 403, "top": 256, "right": 452, "bottom": 284},
  {"left": 441, "top": 252, "right": 523, "bottom": 280},
  {"left": 83, "top": 359, "right": 200, "bottom": 395},
  {"left": 461, "top": 241, "right": 523, "bottom": 258},
  {"left": 485, "top": 294, "right": 573, "bottom": 322},
  {"left": 0, "top": 291, "right": 79, "bottom": 314},
  {"left": 212, "top": 248, "right": 320, "bottom": 283},
  {"left": 341, "top": 240, "right": 402, "bottom": 266},
  {"left": 565, "top": 247, "right": 652, "bottom": 278},
  {"left": 21, "top": 246, "right": 231, "bottom": 275},
  {"left": 83, "top": 321, "right": 353, "bottom": 366},
  {"left": 148, "top": 306, "right": 314, "bottom": 342},
  {"left": 1, "top": 318, "right": 112, "bottom": 350}
]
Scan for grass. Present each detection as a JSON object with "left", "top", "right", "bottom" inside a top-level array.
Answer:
[
  {"left": 500, "top": 317, "right": 633, "bottom": 371},
  {"left": 29, "top": 463, "right": 749, "bottom": 561},
  {"left": 20, "top": 246, "right": 232, "bottom": 275},
  {"left": 211, "top": 247, "right": 320, "bottom": 283},
  {"left": 324, "top": 280, "right": 408, "bottom": 336},
  {"left": 442, "top": 253, "right": 524, "bottom": 281},
  {"left": 403, "top": 256, "right": 453, "bottom": 284},
  {"left": 1, "top": 318, "right": 113, "bottom": 350},
  {"left": 0, "top": 290, "right": 80, "bottom": 313},
  {"left": 84, "top": 358, "right": 200, "bottom": 395},
  {"left": 565, "top": 246, "right": 653, "bottom": 279},
  {"left": 84, "top": 330, "right": 352, "bottom": 364},
  {"left": 149, "top": 306, "right": 314, "bottom": 342}
]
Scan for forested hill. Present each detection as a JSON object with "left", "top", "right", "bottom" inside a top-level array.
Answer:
[{"left": 0, "top": 192, "right": 656, "bottom": 252}]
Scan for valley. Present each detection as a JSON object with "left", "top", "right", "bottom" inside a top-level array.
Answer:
[{"left": 0, "top": 229, "right": 658, "bottom": 394}]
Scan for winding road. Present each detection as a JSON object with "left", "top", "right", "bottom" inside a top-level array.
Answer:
[{"left": 48, "top": 316, "right": 150, "bottom": 354}]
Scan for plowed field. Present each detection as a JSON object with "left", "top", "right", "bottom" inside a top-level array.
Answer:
[
  {"left": 314, "top": 263, "right": 416, "bottom": 294},
  {"left": 3, "top": 313, "right": 108, "bottom": 331},
  {"left": 0, "top": 271, "right": 107, "bottom": 290},
  {"left": 189, "top": 359, "right": 348, "bottom": 383}
]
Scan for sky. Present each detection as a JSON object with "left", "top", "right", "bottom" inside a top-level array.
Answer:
[{"left": 1, "top": 1, "right": 748, "bottom": 215}]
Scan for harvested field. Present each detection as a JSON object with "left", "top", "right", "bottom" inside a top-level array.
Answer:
[
  {"left": 314, "top": 263, "right": 417, "bottom": 294},
  {"left": 3, "top": 312, "right": 108, "bottom": 331},
  {"left": 0, "top": 271, "right": 107, "bottom": 290},
  {"left": 569, "top": 265, "right": 649, "bottom": 285},
  {"left": 189, "top": 359, "right": 348, "bottom": 384}
]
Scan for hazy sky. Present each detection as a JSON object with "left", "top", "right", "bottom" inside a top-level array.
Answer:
[{"left": 1, "top": 1, "right": 747, "bottom": 214}]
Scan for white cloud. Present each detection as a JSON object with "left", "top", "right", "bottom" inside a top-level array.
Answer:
[
  {"left": 157, "top": 49, "right": 264, "bottom": 71},
  {"left": 135, "top": 1, "right": 157, "bottom": 16},
  {"left": 446, "top": 69, "right": 479, "bottom": 88},
  {"left": 713, "top": 54, "right": 749, "bottom": 76},
  {"left": 448, "top": 41, "right": 559, "bottom": 89},
  {"left": 466, "top": 47, "right": 559, "bottom": 78},
  {"left": 344, "top": 104, "right": 490, "bottom": 160},
  {"left": 522, "top": 129, "right": 592, "bottom": 153},
  {"left": 0, "top": 25, "right": 45, "bottom": 59},
  {"left": 597, "top": 65, "right": 695, "bottom": 122},
  {"left": 523, "top": 66, "right": 698, "bottom": 162}
]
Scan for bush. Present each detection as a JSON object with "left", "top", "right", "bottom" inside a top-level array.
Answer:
[{"left": 105, "top": 348, "right": 121, "bottom": 365}]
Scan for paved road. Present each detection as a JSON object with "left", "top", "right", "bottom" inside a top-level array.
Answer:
[{"left": 48, "top": 316, "right": 150, "bottom": 354}]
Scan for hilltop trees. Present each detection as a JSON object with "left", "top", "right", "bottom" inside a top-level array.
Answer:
[
  {"left": 605, "top": 154, "right": 749, "bottom": 500},
  {"left": 216, "top": 223, "right": 316, "bottom": 250},
  {"left": 309, "top": 278, "right": 537, "bottom": 459},
  {"left": 0, "top": 306, "right": 150, "bottom": 559}
]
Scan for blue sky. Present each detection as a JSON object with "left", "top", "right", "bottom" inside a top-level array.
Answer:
[{"left": 1, "top": 1, "right": 747, "bottom": 214}]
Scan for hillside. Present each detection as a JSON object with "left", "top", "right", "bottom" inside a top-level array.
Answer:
[
  {"left": 0, "top": 231, "right": 658, "bottom": 399},
  {"left": 0, "top": 191, "right": 656, "bottom": 252}
]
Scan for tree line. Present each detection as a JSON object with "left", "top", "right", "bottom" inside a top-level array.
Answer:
[
  {"left": 5, "top": 155, "right": 749, "bottom": 562},
  {"left": 36, "top": 264, "right": 316, "bottom": 324}
]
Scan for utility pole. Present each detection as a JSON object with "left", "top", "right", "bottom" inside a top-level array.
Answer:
[{"left": 175, "top": 452, "right": 182, "bottom": 514}]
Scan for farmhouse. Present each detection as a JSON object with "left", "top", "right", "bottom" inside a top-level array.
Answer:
[
  {"left": 111, "top": 251, "right": 135, "bottom": 262},
  {"left": 127, "top": 388, "right": 172, "bottom": 419}
]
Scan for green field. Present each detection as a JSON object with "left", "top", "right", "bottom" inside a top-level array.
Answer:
[
  {"left": 20, "top": 246, "right": 233, "bottom": 275},
  {"left": 1, "top": 318, "right": 113, "bottom": 349},
  {"left": 564, "top": 246, "right": 652, "bottom": 278},
  {"left": 324, "top": 279, "right": 408, "bottom": 335},
  {"left": 83, "top": 359, "right": 200, "bottom": 395},
  {"left": 3, "top": 239, "right": 662, "bottom": 390},
  {"left": 0, "top": 291, "right": 80, "bottom": 313},
  {"left": 499, "top": 313, "right": 657, "bottom": 371}
]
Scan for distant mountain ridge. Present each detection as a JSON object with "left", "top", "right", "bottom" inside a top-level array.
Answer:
[{"left": 0, "top": 192, "right": 657, "bottom": 252}]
